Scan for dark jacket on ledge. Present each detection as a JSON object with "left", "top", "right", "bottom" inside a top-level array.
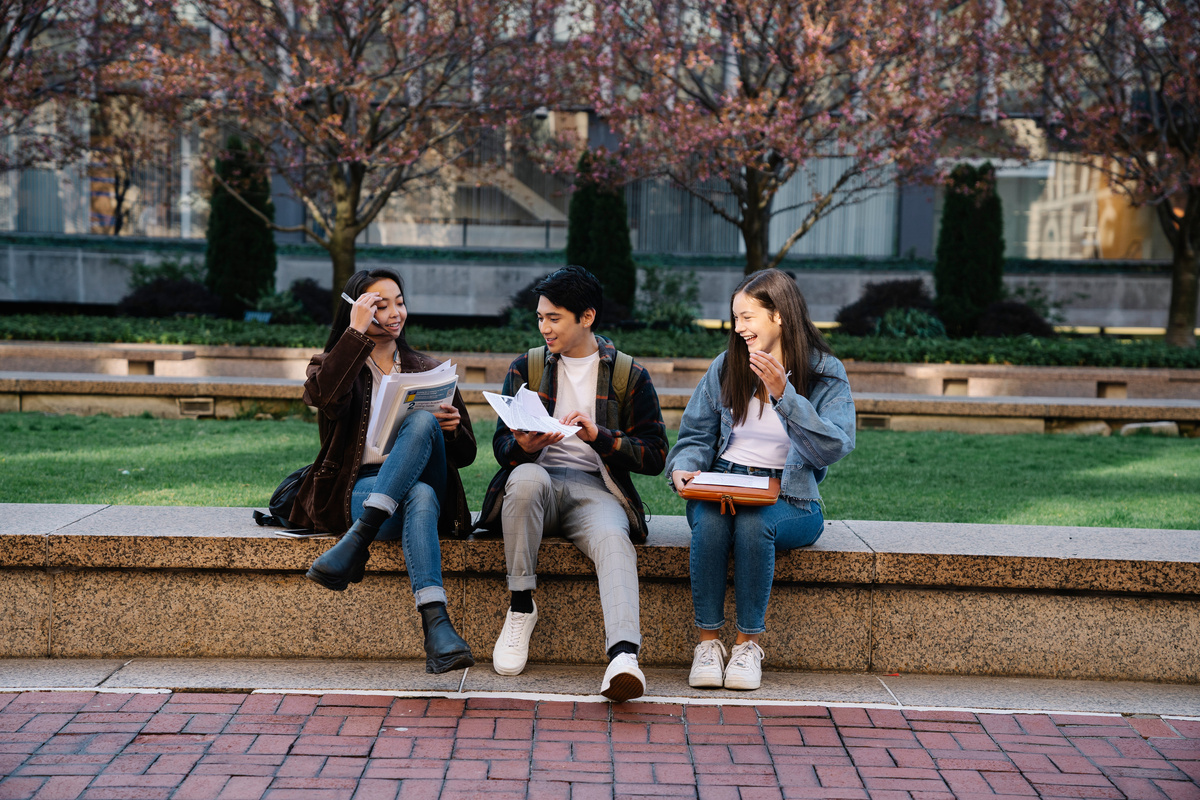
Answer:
[
  {"left": 290, "top": 326, "right": 477, "bottom": 537},
  {"left": 476, "top": 335, "right": 667, "bottom": 542}
]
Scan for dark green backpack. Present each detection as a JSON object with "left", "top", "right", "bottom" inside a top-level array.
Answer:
[{"left": 525, "top": 346, "right": 635, "bottom": 417}]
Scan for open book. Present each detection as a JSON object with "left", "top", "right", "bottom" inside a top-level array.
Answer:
[
  {"left": 690, "top": 472, "right": 770, "bottom": 489},
  {"left": 482, "top": 384, "right": 580, "bottom": 438},
  {"left": 366, "top": 361, "right": 458, "bottom": 454}
]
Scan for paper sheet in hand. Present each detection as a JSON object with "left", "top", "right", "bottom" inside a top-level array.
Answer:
[
  {"left": 482, "top": 385, "right": 580, "bottom": 438},
  {"left": 691, "top": 472, "right": 770, "bottom": 489},
  {"left": 366, "top": 360, "right": 458, "bottom": 454}
]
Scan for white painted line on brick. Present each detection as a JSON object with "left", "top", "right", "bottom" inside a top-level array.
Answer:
[
  {"left": 0, "top": 685, "right": 1191, "bottom": 720},
  {"left": 246, "top": 687, "right": 1146, "bottom": 717}
]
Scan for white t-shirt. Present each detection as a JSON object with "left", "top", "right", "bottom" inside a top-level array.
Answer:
[
  {"left": 719, "top": 397, "right": 789, "bottom": 469},
  {"left": 537, "top": 351, "right": 602, "bottom": 473}
]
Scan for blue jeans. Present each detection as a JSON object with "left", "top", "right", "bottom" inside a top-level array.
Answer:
[
  {"left": 687, "top": 460, "right": 824, "bottom": 635},
  {"left": 351, "top": 411, "right": 448, "bottom": 608}
]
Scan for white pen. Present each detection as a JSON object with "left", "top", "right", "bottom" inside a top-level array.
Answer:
[{"left": 341, "top": 292, "right": 384, "bottom": 329}]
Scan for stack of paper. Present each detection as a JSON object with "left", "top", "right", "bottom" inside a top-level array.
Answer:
[
  {"left": 690, "top": 472, "right": 770, "bottom": 489},
  {"left": 366, "top": 361, "right": 459, "bottom": 453},
  {"left": 482, "top": 385, "right": 581, "bottom": 438}
]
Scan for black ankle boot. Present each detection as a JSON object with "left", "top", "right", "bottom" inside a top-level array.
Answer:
[
  {"left": 306, "top": 516, "right": 381, "bottom": 591},
  {"left": 419, "top": 603, "right": 475, "bottom": 674}
]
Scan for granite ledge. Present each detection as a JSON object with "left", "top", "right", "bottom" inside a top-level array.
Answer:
[
  {"left": 0, "top": 372, "right": 304, "bottom": 399},
  {"left": 4, "top": 505, "right": 1199, "bottom": 597},
  {"left": 847, "top": 519, "right": 1200, "bottom": 594},
  {"left": 855, "top": 393, "right": 1200, "bottom": 421}
]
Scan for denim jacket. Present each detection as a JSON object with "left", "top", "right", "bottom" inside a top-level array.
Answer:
[{"left": 666, "top": 350, "right": 856, "bottom": 506}]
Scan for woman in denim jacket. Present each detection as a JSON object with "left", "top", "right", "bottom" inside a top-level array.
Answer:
[{"left": 666, "top": 269, "right": 855, "bottom": 691}]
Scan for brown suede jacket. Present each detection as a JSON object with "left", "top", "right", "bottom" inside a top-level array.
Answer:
[{"left": 290, "top": 326, "right": 477, "bottom": 537}]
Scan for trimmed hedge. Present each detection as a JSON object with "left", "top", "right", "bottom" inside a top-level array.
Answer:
[
  {"left": 2, "top": 314, "right": 1198, "bottom": 368},
  {"left": 0, "top": 315, "right": 730, "bottom": 358},
  {"left": 827, "top": 334, "right": 1200, "bottom": 369},
  {"left": 0, "top": 315, "right": 329, "bottom": 348}
]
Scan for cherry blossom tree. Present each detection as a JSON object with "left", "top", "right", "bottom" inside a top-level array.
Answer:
[
  {"left": 538, "top": 0, "right": 991, "bottom": 274},
  {"left": 143, "top": 0, "right": 545, "bottom": 295},
  {"left": 0, "top": 0, "right": 140, "bottom": 170},
  {"left": 1005, "top": 0, "right": 1200, "bottom": 347}
]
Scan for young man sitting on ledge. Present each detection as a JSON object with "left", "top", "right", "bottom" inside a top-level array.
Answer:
[{"left": 476, "top": 266, "right": 668, "bottom": 702}]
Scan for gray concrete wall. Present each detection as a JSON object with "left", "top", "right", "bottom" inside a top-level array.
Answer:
[{"left": 0, "top": 241, "right": 1178, "bottom": 328}]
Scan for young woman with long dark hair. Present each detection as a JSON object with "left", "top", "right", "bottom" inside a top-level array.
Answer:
[
  {"left": 289, "top": 268, "right": 476, "bottom": 674},
  {"left": 666, "top": 269, "right": 856, "bottom": 691}
]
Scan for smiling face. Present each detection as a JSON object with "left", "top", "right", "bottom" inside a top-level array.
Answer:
[
  {"left": 363, "top": 278, "right": 407, "bottom": 341},
  {"left": 537, "top": 295, "right": 597, "bottom": 358},
  {"left": 732, "top": 291, "right": 784, "bottom": 359}
]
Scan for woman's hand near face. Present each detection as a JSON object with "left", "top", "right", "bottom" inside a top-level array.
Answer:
[
  {"left": 350, "top": 292, "right": 382, "bottom": 333},
  {"left": 749, "top": 350, "right": 788, "bottom": 400},
  {"left": 671, "top": 469, "right": 700, "bottom": 493},
  {"left": 434, "top": 403, "right": 460, "bottom": 433}
]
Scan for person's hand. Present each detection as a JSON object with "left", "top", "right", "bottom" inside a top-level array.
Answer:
[
  {"left": 672, "top": 469, "right": 700, "bottom": 492},
  {"left": 749, "top": 350, "right": 787, "bottom": 400},
  {"left": 434, "top": 403, "right": 460, "bottom": 433},
  {"left": 350, "top": 292, "right": 382, "bottom": 333},
  {"left": 513, "top": 429, "right": 564, "bottom": 453},
  {"left": 560, "top": 411, "right": 599, "bottom": 443}
]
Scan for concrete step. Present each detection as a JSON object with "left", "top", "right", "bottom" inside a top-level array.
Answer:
[
  {"left": 3, "top": 371, "right": 1199, "bottom": 433},
  {"left": 2, "top": 658, "right": 1199, "bottom": 716},
  {"left": 2, "top": 504, "right": 1197, "bottom": 683},
  {"left": 4, "top": 341, "right": 1200, "bottom": 400}
]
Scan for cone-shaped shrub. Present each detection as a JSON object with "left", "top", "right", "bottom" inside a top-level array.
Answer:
[
  {"left": 934, "top": 162, "right": 1005, "bottom": 336},
  {"left": 205, "top": 135, "right": 277, "bottom": 318}
]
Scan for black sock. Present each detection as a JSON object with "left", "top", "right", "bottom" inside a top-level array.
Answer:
[
  {"left": 607, "top": 641, "right": 638, "bottom": 661},
  {"left": 357, "top": 505, "right": 390, "bottom": 532},
  {"left": 511, "top": 590, "right": 534, "bottom": 614}
]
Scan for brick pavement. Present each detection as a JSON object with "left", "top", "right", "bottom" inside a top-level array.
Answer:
[{"left": 0, "top": 690, "right": 1197, "bottom": 800}]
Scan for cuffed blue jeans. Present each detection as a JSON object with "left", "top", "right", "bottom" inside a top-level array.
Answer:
[
  {"left": 686, "top": 461, "right": 824, "bottom": 635},
  {"left": 351, "top": 410, "right": 448, "bottom": 608}
]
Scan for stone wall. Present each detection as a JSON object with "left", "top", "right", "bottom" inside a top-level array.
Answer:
[{"left": 0, "top": 240, "right": 1177, "bottom": 328}]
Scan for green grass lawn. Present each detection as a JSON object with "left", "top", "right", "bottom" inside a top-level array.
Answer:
[{"left": 1, "top": 412, "right": 1196, "bottom": 529}]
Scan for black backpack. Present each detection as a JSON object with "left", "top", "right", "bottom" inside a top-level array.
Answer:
[{"left": 252, "top": 464, "right": 312, "bottom": 528}]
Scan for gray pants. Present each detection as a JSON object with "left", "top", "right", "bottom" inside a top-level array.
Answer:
[{"left": 501, "top": 463, "right": 641, "bottom": 651}]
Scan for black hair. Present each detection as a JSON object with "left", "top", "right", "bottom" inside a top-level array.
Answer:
[
  {"left": 533, "top": 265, "right": 603, "bottom": 323},
  {"left": 324, "top": 268, "right": 419, "bottom": 359}
]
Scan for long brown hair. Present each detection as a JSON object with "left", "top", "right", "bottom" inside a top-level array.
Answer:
[
  {"left": 720, "top": 269, "right": 833, "bottom": 425},
  {"left": 324, "top": 268, "right": 419, "bottom": 361}
]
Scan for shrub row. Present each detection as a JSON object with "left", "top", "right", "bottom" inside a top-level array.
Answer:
[
  {"left": 3, "top": 314, "right": 1198, "bottom": 368},
  {"left": 826, "top": 334, "right": 1200, "bottom": 369},
  {"left": 0, "top": 315, "right": 729, "bottom": 358}
]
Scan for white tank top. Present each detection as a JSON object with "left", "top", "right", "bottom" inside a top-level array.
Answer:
[{"left": 719, "top": 397, "right": 789, "bottom": 469}]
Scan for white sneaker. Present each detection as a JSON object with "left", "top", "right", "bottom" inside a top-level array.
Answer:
[
  {"left": 723, "top": 641, "right": 764, "bottom": 690},
  {"left": 492, "top": 603, "right": 538, "bottom": 676},
  {"left": 688, "top": 640, "right": 727, "bottom": 688},
  {"left": 600, "top": 652, "right": 646, "bottom": 702}
]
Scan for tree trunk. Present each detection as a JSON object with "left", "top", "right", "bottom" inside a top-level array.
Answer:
[
  {"left": 741, "top": 170, "right": 771, "bottom": 275},
  {"left": 328, "top": 227, "right": 357, "bottom": 317},
  {"left": 1165, "top": 241, "right": 1198, "bottom": 348},
  {"left": 1159, "top": 196, "right": 1198, "bottom": 349}
]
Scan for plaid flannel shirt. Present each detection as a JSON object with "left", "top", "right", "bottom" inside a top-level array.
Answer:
[{"left": 476, "top": 335, "right": 667, "bottom": 542}]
